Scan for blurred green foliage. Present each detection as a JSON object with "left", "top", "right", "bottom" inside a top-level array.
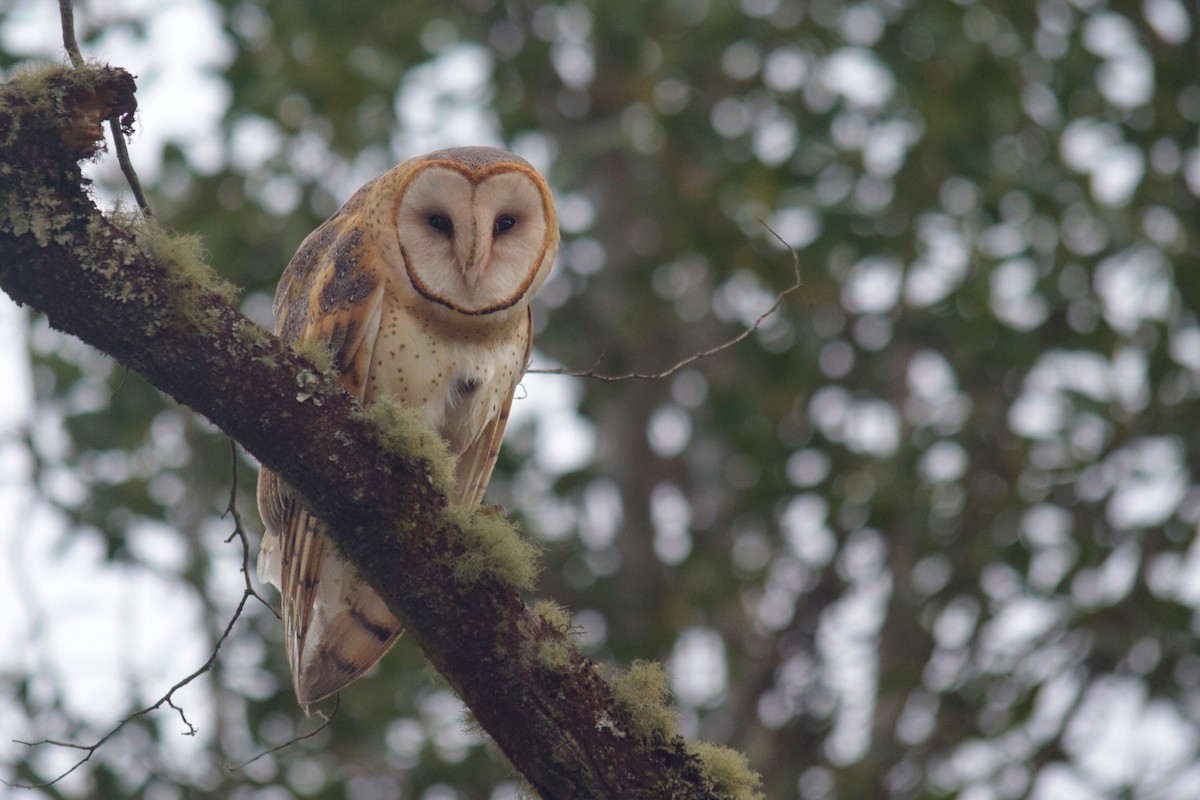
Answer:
[{"left": 3, "top": 0, "right": 1200, "bottom": 798}]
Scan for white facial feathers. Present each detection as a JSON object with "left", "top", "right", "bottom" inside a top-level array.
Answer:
[{"left": 394, "top": 165, "right": 553, "bottom": 316}]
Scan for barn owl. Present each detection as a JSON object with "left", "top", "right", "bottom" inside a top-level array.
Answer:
[{"left": 257, "top": 146, "right": 558, "bottom": 709}]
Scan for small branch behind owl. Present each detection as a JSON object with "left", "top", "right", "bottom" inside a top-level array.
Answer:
[{"left": 527, "top": 225, "right": 803, "bottom": 382}]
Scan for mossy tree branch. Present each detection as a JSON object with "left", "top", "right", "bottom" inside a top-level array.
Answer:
[{"left": 0, "top": 65, "right": 761, "bottom": 799}]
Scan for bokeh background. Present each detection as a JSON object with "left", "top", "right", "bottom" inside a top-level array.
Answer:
[{"left": 2, "top": 0, "right": 1200, "bottom": 798}]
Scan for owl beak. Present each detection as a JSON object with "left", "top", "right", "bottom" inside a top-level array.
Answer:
[{"left": 460, "top": 231, "right": 490, "bottom": 291}]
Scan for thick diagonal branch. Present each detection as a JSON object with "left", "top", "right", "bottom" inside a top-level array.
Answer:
[{"left": 0, "top": 65, "right": 745, "bottom": 798}]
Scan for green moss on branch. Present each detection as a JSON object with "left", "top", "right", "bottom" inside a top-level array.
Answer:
[
  {"left": 608, "top": 660, "right": 680, "bottom": 746},
  {"left": 350, "top": 394, "right": 457, "bottom": 496},
  {"left": 446, "top": 506, "right": 541, "bottom": 590},
  {"left": 689, "top": 743, "right": 765, "bottom": 800}
]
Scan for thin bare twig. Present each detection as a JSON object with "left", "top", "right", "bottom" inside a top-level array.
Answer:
[
  {"left": 4, "top": 590, "right": 254, "bottom": 790},
  {"left": 227, "top": 697, "right": 340, "bottom": 772},
  {"left": 3, "top": 442, "right": 282, "bottom": 789},
  {"left": 224, "top": 440, "right": 280, "bottom": 619},
  {"left": 59, "top": 0, "right": 153, "bottom": 216},
  {"left": 57, "top": 0, "right": 84, "bottom": 68},
  {"left": 109, "top": 118, "right": 153, "bottom": 216},
  {"left": 527, "top": 226, "right": 803, "bottom": 382}
]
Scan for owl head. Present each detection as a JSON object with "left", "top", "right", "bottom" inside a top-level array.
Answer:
[{"left": 371, "top": 146, "right": 559, "bottom": 323}]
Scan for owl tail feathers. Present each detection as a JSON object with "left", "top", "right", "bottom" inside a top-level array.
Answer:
[
  {"left": 288, "top": 591, "right": 403, "bottom": 714},
  {"left": 258, "top": 469, "right": 406, "bottom": 713}
]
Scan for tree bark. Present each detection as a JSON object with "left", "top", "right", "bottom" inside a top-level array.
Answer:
[{"left": 0, "top": 65, "right": 750, "bottom": 798}]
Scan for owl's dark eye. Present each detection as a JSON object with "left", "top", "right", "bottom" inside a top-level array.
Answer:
[
  {"left": 428, "top": 214, "right": 453, "bottom": 234},
  {"left": 494, "top": 215, "right": 517, "bottom": 236}
]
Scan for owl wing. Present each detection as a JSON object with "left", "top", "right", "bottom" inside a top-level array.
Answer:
[
  {"left": 452, "top": 308, "right": 533, "bottom": 508},
  {"left": 257, "top": 197, "right": 403, "bottom": 710}
]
